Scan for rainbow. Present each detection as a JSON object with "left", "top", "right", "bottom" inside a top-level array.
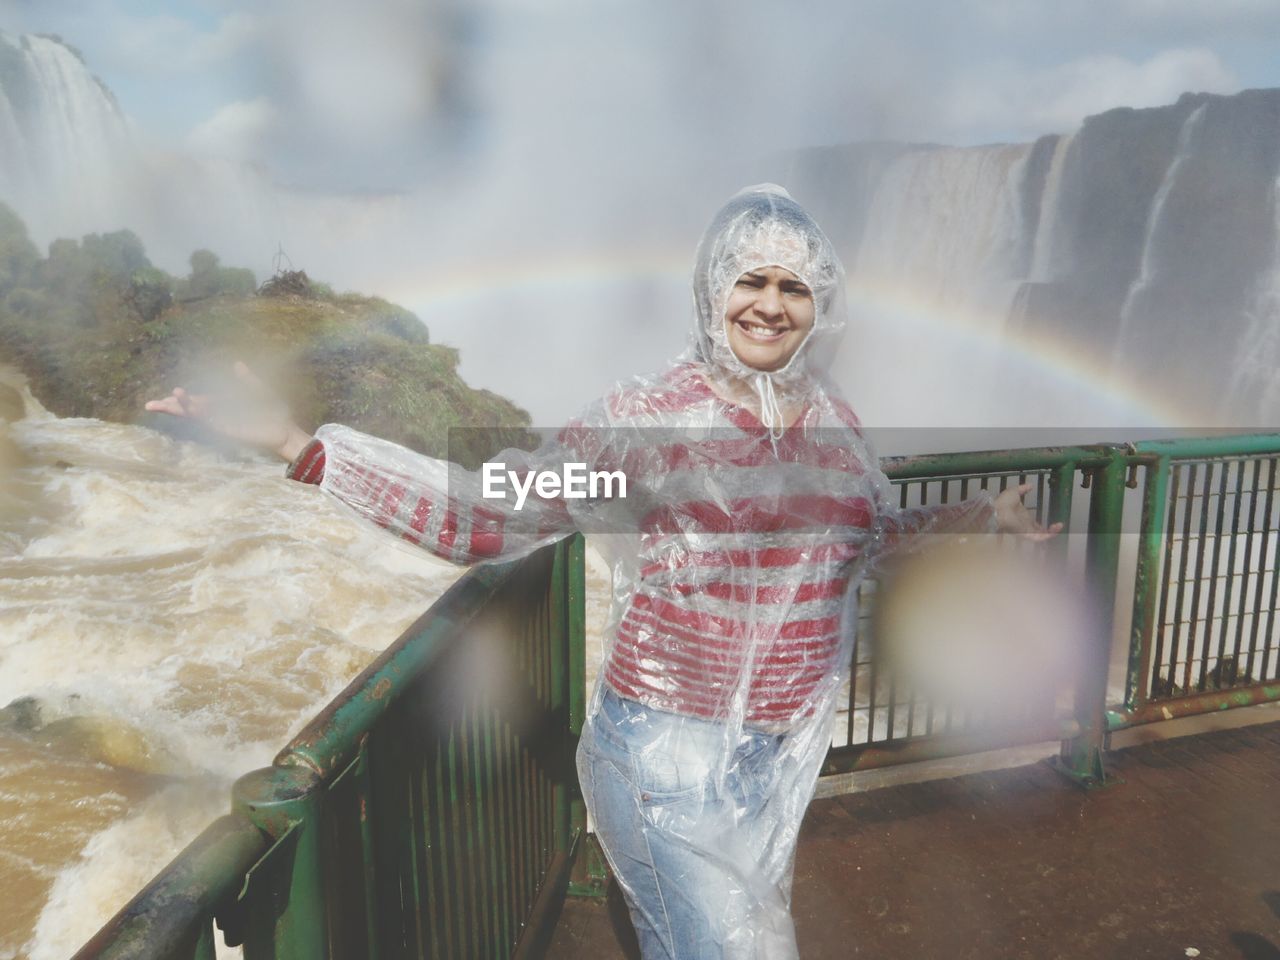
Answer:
[
  {"left": 846, "top": 278, "right": 1195, "bottom": 427},
  {"left": 375, "top": 251, "right": 1198, "bottom": 429}
]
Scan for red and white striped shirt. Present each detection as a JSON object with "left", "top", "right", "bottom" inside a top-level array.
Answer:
[{"left": 289, "top": 363, "right": 994, "bottom": 728}]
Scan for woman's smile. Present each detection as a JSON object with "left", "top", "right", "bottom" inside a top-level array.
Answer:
[{"left": 733, "top": 319, "right": 789, "bottom": 341}]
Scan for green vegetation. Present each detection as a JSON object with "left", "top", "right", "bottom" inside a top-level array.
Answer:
[{"left": 0, "top": 203, "right": 537, "bottom": 468}]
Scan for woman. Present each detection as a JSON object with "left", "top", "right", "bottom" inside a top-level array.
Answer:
[{"left": 146, "top": 184, "right": 1057, "bottom": 959}]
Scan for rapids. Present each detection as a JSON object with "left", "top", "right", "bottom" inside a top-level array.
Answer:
[{"left": 0, "top": 365, "right": 593, "bottom": 958}]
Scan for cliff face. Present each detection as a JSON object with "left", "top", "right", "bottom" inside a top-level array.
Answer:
[
  {"left": 789, "top": 89, "right": 1280, "bottom": 424},
  {"left": 0, "top": 207, "right": 537, "bottom": 469}
]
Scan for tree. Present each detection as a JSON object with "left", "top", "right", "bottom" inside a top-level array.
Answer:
[
  {"left": 82, "top": 230, "right": 149, "bottom": 279},
  {"left": 0, "top": 203, "right": 37, "bottom": 294},
  {"left": 184, "top": 249, "right": 254, "bottom": 299}
]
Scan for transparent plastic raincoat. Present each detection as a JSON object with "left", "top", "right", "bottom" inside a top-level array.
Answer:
[{"left": 290, "top": 185, "right": 995, "bottom": 959}]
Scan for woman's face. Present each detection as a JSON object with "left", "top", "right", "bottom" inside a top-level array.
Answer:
[{"left": 723, "top": 265, "right": 816, "bottom": 372}]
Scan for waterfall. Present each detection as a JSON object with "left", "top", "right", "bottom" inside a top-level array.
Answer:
[
  {"left": 853, "top": 143, "right": 1033, "bottom": 325},
  {"left": 0, "top": 32, "right": 136, "bottom": 242},
  {"left": 1228, "top": 175, "right": 1280, "bottom": 423},
  {"left": 1113, "top": 103, "right": 1208, "bottom": 362},
  {"left": 1027, "top": 133, "right": 1075, "bottom": 284}
]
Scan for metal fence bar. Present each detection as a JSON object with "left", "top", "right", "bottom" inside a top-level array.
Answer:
[
  {"left": 1232, "top": 460, "right": 1262, "bottom": 690},
  {"left": 1198, "top": 461, "right": 1231, "bottom": 692},
  {"left": 1113, "top": 435, "right": 1280, "bottom": 731},
  {"left": 1126, "top": 456, "right": 1168, "bottom": 709},
  {"left": 1262, "top": 463, "right": 1280, "bottom": 682},
  {"left": 1220, "top": 458, "right": 1248, "bottom": 685},
  {"left": 1246, "top": 459, "right": 1277, "bottom": 681},
  {"left": 1171, "top": 463, "right": 1197, "bottom": 695},
  {"left": 1189, "top": 463, "right": 1216, "bottom": 692}
]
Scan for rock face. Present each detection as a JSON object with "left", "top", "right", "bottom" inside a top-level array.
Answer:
[
  {"left": 788, "top": 89, "right": 1280, "bottom": 425},
  {"left": 0, "top": 207, "right": 538, "bottom": 468}
]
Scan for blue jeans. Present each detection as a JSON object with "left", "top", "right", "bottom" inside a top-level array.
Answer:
[{"left": 577, "top": 686, "right": 820, "bottom": 960}]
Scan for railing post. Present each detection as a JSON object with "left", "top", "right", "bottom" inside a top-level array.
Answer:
[
  {"left": 1055, "top": 447, "right": 1126, "bottom": 788},
  {"left": 232, "top": 764, "right": 328, "bottom": 959},
  {"left": 1124, "top": 454, "right": 1169, "bottom": 711}
]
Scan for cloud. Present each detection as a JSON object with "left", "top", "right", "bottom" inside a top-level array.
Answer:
[
  {"left": 219, "top": 0, "right": 469, "bottom": 191},
  {"left": 186, "top": 96, "right": 275, "bottom": 162},
  {"left": 974, "top": 0, "right": 1280, "bottom": 37},
  {"left": 1032, "top": 49, "right": 1238, "bottom": 127},
  {"left": 1086, "top": 0, "right": 1279, "bottom": 29},
  {"left": 187, "top": 11, "right": 261, "bottom": 67},
  {"left": 40, "top": 7, "right": 262, "bottom": 75},
  {"left": 944, "top": 48, "right": 1239, "bottom": 140}
]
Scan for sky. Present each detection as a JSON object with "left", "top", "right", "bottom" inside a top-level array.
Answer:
[
  {"left": 3, "top": 0, "right": 1279, "bottom": 425},
  {"left": 7, "top": 0, "right": 1279, "bottom": 187}
]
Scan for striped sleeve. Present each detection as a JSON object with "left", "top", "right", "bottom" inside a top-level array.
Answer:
[
  {"left": 874, "top": 488, "right": 998, "bottom": 559},
  {"left": 310, "top": 423, "right": 579, "bottom": 566},
  {"left": 285, "top": 438, "right": 327, "bottom": 485}
]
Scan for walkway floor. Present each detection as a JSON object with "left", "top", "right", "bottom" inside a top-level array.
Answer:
[{"left": 549, "top": 720, "right": 1280, "bottom": 960}]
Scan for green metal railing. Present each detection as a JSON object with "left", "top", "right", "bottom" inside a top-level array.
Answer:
[
  {"left": 73, "top": 535, "right": 588, "bottom": 960},
  {"left": 72, "top": 433, "right": 1280, "bottom": 958},
  {"left": 1108, "top": 436, "right": 1280, "bottom": 730},
  {"left": 822, "top": 442, "right": 1102, "bottom": 777},
  {"left": 830, "top": 434, "right": 1280, "bottom": 786}
]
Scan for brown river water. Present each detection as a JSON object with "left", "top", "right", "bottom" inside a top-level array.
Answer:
[{"left": 0, "top": 366, "right": 614, "bottom": 958}]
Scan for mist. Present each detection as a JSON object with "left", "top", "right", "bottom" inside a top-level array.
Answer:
[{"left": 1, "top": 0, "right": 1274, "bottom": 432}]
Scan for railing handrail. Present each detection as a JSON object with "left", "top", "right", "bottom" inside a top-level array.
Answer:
[
  {"left": 880, "top": 441, "right": 1118, "bottom": 479},
  {"left": 1129, "top": 432, "right": 1280, "bottom": 459},
  {"left": 277, "top": 558, "right": 521, "bottom": 778},
  {"left": 68, "top": 815, "right": 269, "bottom": 960}
]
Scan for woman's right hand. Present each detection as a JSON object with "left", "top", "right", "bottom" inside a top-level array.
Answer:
[{"left": 144, "top": 361, "right": 315, "bottom": 462}]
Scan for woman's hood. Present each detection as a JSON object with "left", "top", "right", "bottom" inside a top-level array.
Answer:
[{"left": 690, "top": 184, "right": 847, "bottom": 389}]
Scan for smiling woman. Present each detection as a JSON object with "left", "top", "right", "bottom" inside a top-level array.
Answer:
[{"left": 142, "top": 183, "right": 1056, "bottom": 960}]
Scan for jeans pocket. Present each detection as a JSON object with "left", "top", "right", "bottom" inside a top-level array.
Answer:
[
  {"left": 593, "top": 686, "right": 635, "bottom": 749},
  {"left": 586, "top": 687, "right": 725, "bottom": 819},
  {"left": 731, "top": 731, "right": 787, "bottom": 802},
  {"left": 628, "top": 756, "right": 707, "bottom": 804}
]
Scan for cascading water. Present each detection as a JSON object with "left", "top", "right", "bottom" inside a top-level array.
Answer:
[
  {"left": 1112, "top": 103, "right": 1209, "bottom": 377},
  {"left": 1229, "top": 174, "right": 1280, "bottom": 422},
  {"left": 0, "top": 361, "right": 615, "bottom": 957},
  {"left": 0, "top": 366, "right": 465, "bottom": 957},
  {"left": 0, "top": 33, "right": 135, "bottom": 244},
  {"left": 853, "top": 143, "right": 1033, "bottom": 325},
  {"left": 0, "top": 30, "right": 402, "bottom": 279},
  {"left": 790, "top": 89, "right": 1280, "bottom": 429},
  {"left": 1026, "top": 133, "right": 1073, "bottom": 284}
]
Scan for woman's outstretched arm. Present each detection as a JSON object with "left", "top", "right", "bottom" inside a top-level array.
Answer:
[
  {"left": 144, "top": 361, "right": 315, "bottom": 462},
  {"left": 297, "top": 423, "right": 582, "bottom": 565},
  {"left": 872, "top": 478, "right": 1062, "bottom": 560},
  {"left": 144, "top": 361, "right": 583, "bottom": 566}
]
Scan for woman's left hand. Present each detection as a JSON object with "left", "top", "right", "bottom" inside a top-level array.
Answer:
[{"left": 994, "top": 483, "right": 1063, "bottom": 541}]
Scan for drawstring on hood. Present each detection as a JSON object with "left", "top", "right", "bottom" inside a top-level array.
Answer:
[
  {"left": 756, "top": 372, "right": 785, "bottom": 442},
  {"left": 688, "top": 183, "right": 848, "bottom": 443}
]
